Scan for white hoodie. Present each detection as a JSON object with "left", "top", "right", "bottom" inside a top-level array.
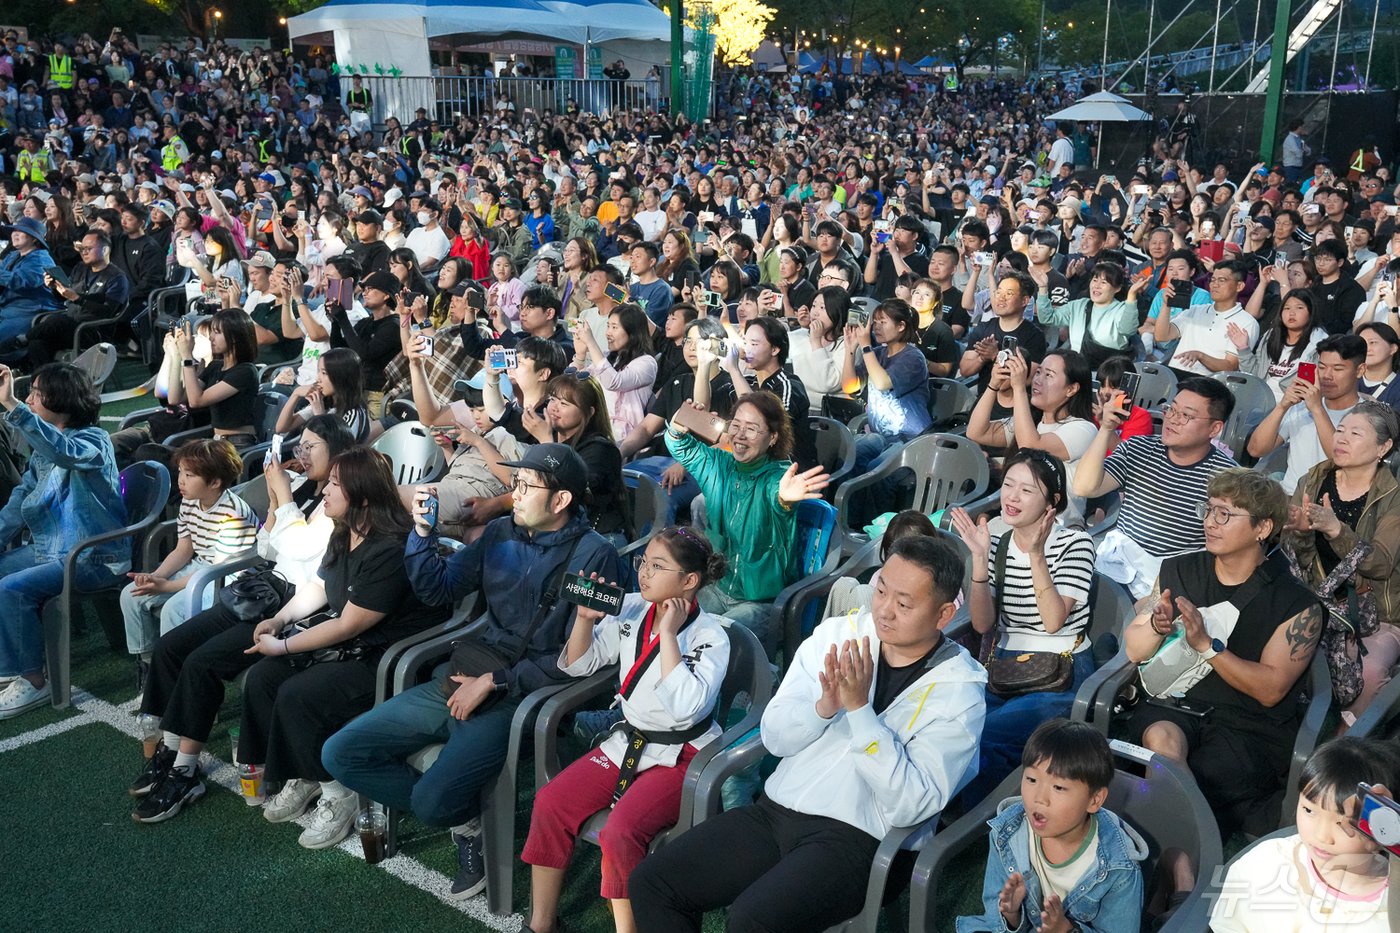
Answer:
[{"left": 761, "top": 609, "right": 988, "bottom": 845}]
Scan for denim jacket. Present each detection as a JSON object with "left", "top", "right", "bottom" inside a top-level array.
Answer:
[
  {"left": 957, "top": 798, "right": 1147, "bottom": 933},
  {"left": 0, "top": 403, "right": 129, "bottom": 571},
  {"left": 0, "top": 248, "right": 60, "bottom": 319}
]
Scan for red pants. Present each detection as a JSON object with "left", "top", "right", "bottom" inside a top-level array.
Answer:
[{"left": 521, "top": 743, "right": 698, "bottom": 899}]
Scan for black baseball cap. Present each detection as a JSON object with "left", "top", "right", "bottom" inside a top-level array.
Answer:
[{"left": 500, "top": 443, "right": 588, "bottom": 502}]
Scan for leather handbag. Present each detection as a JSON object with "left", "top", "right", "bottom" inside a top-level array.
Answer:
[
  {"left": 219, "top": 565, "right": 294, "bottom": 623},
  {"left": 981, "top": 534, "right": 1079, "bottom": 698}
]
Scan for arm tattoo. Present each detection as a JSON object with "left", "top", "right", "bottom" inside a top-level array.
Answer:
[{"left": 1284, "top": 602, "right": 1326, "bottom": 661}]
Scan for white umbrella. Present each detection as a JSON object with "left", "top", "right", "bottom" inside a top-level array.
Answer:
[{"left": 1047, "top": 91, "right": 1152, "bottom": 123}]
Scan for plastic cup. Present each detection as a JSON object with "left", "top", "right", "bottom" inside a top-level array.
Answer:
[{"left": 357, "top": 808, "right": 388, "bottom": 864}]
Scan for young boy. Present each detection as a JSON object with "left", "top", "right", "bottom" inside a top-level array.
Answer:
[
  {"left": 120, "top": 438, "right": 258, "bottom": 695},
  {"left": 959, "top": 719, "right": 1146, "bottom": 933}
]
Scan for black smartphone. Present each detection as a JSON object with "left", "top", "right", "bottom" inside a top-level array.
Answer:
[
  {"left": 1117, "top": 371, "right": 1141, "bottom": 413},
  {"left": 604, "top": 282, "right": 628, "bottom": 304},
  {"left": 1168, "top": 279, "right": 1193, "bottom": 310},
  {"left": 684, "top": 269, "right": 700, "bottom": 290},
  {"left": 561, "top": 573, "right": 625, "bottom": 615}
]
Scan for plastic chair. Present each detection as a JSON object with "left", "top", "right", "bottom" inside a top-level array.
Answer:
[
  {"left": 907, "top": 740, "right": 1224, "bottom": 933},
  {"left": 508, "top": 623, "right": 773, "bottom": 914},
  {"left": 235, "top": 389, "right": 296, "bottom": 480},
  {"left": 1072, "top": 641, "right": 1333, "bottom": 834},
  {"left": 617, "top": 469, "right": 668, "bottom": 577},
  {"left": 42, "top": 460, "right": 170, "bottom": 708},
  {"left": 809, "top": 415, "right": 857, "bottom": 495},
  {"left": 1211, "top": 371, "right": 1274, "bottom": 461},
  {"left": 371, "top": 422, "right": 447, "bottom": 485},
  {"left": 1347, "top": 669, "right": 1400, "bottom": 740},
  {"left": 72, "top": 342, "right": 118, "bottom": 390},
  {"left": 1255, "top": 442, "right": 1290, "bottom": 481},
  {"left": 926, "top": 377, "right": 975, "bottom": 433},
  {"left": 833, "top": 433, "right": 990, "bottom": 555},
  {"left": 772, "top": 538, "right": 884, "bottom": 664},
  {"left": 1132, "top": 361, "right": 1179, "bottom": 410}
]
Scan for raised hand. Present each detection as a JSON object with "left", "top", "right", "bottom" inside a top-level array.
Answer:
[
  {"left": 815, "top": 642, "right": 842, "bottom": 719},
  {"left": 998, "top": 872, "right": 1027, "bottom": 928},
  {"left": 777, "top": 463, "right": 830, "bottom": 507}
]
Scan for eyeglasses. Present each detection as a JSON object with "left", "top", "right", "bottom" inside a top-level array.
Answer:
[
  {"left": 1196, "top": 502, "right": 1249, "bottom": 525},
  {"left": 293, "top": 441, "right": 322, "bottom": 459},
  {"left": 633, "top": 555, "right": 688, "bottom": 579},
  {"left": 512, "top": 476, "right": 552, "bottom": 496},
  {"left": 1161, "top": 404, "right": 1212, "bottom": 424},
  {"left": 728, "top": 421, "right": 766, "bottom": 439}
]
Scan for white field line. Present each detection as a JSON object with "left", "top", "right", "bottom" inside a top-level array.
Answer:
[{"left": 1, "top": 690, "right": 521, "bottom": 932}]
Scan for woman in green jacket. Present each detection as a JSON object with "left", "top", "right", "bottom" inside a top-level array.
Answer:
[
  {"left": 1285, "top": 399, "right": 1400, "bottom": 725},
  {"left": 666, "top": 392, "right": 829, "bottom": 654}
]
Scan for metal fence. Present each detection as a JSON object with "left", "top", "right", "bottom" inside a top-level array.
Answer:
[{"left": 354, "top": 75, "right": 670, "bottom": 128}]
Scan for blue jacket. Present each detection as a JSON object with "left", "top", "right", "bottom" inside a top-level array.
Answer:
[
  {"left": 0, "top": 403, "right": 129, "bottom": 569},
  {"left": 404, "top": 512, "right": 624, "bottom": 696},
  {"left": 0, "top": 248, "right": 61, "bottom": 319},
  {"left": 957, "top": 798, "right": 1147, "bottom": 933}
]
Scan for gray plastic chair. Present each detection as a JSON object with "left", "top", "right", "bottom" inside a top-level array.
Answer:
[
  {"left": 907, "top": 740, "right": 1224, "bottom": 933},
  {"left": 371, "top": 421, "right": 447, "bottom": 485},
  {"left": 1212, "top": 371, "right": 1275, "bottom": 461},
  {"left": 1347, "top": 669, "right": 1400, "bottom": 739},
  {"left": 72, "top": 342, "right": 119, "bottom": 390},
  {"left": 618, "top": 469, "right": 667, "bottom": 573},
  {"left": 833, "top": 433, "right": 990, "bottom": 555},
  {"left": 43, "top": 461, "right": 170, "bottom": 707},
  {"left": 1255, "top": 442, "right": 1291, "bottom": 481},
  {"left": 809, "top": 415, "right": 857, "bottom": 494},
  {"left": 926, "top": 377, "right": 975, "bottom": 433},
  {"left": 1132, "top": 361, "right": 1179, "bottom": 410}
]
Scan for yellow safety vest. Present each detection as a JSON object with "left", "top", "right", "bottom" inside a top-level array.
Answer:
[
  {"left": 257, "top": 138, "right": 274, "bottom": 163},
  {"left": 1352, "top": 150, "right": 1368, "bottom": 174},
  {"left": 16, "top": 150, "right": 46, "bottom": 184},
  {"left": 347, "top": 88, "right": 370, "bottom": 112},
  {"left": 47, "top": 54, "right": 73, "bottom": 90},
  {"left": 161, "top": 136, "right": 186, "bottom": 171}
]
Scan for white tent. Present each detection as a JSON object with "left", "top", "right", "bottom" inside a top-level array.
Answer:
[{"left": 289, "top": 0, "right": 672, "bottom": 121}]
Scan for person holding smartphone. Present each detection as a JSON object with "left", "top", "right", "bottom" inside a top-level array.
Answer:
[{"left": 520, "top": 526, "right": 731, "bottom": 933}]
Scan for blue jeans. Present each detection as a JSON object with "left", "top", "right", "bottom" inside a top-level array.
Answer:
[
  {"left": 965, "top": 649, "right": 1098, "bottom": 803},
  {"left": 850, "top": 433, "right": 905, "bottom": 528},
  {"left": 322, "top": 675, "right": 520, "bottom": 827},
  {"left": 627, "top": 455, "right": 700, "bottom": 525},
  {"left": 0, "top": 546, "right": 122, "bottom": 677}
]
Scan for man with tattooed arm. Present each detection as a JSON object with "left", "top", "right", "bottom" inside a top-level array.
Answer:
[{"left": 1122, "top": 468, "right": 1324, "bottom": 839}]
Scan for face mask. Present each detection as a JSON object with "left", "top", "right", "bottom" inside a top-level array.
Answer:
[
  {"left": 102, "top": 183, "right": 116, "bottom": 193},
  {"left": 416, "top": 211, "right": 431, "bottom": 226}
]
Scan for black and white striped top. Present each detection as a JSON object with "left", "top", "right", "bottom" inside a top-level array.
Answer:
[
  {"left": 1102, "top": 435, "right": 1236, "bottom": 558},
  {"left": 990, "top": 525, "right": 1096, "bottom": 653},
  {"left": 176, "top": 489, "right": 259, "bottom": 564}
]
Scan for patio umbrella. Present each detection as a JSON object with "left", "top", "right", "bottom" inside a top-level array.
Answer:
[{"left": 1046, "top": 91, "right": 1152, "bottom": 169}]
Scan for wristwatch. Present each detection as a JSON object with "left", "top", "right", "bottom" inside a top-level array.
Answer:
[
  {"left": 1201, "top": 637, "right": 1226, "bottom": 662},
  {"left": 490, "top": 670, "right": 509, "bottom": 694}
]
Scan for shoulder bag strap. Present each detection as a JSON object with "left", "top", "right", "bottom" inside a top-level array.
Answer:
[
  {"left": 981, "top": 533, "right": 1013, "bottom": 666},
  {"left": 508, "top": 533, "right": 585, "bottom": 667}
]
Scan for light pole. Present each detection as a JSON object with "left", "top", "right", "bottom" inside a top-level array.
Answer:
[
  {"left": 1037, "top": 0, "right": 1045, "bottom": 74},
  {"left": 212, "top": 9, "right": 223, "bottom": 42},
  {"left": 279, "top": 16, "right": 292, "bottom": 55}
]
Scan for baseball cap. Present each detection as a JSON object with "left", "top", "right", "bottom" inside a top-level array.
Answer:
[
  {"left": 258, "top": 172, "right": 277, "bottom": 184},
  {"left": 499, "top": 443, "right": 589, "bottom": 503},
  {"left": 355, "top": 209, "right": 384, "bottom": 226},
  {"left": 151, "top": 199, "right": 176, "bottom": 217},
  {"left": 350, "top": 185, "right": 373, "bottom": 200},
  {"left": 362, "top": 270, "right": 400, "bottom": 294},
  {"left": 247, "top": 250, "right": 277, "bottom": 269}
]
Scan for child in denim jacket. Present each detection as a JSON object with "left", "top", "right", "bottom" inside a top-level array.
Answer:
[{"left": 959, "top": 719, "right": 1146, "bottom": 933}]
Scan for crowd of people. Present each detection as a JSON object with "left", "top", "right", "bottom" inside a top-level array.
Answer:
[{"left": 0, "top": 26, "right": 1396, "bottom": 933}]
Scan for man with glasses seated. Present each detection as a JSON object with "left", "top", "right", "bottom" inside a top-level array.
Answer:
[
  {"left": 323, "top": 443, "right": 625, "bottom": 902},
  {"left": 1151, "top": 260, "right": 1258, "bottom": 378},
  {"left": 29, "top": 229, "right": 130, "bottom": 366},
  {"left": 1121, "top": 469, "right": 1322, "bottom": 838},
  {"left": 1073, "top": 377, "right": 1237, "bottom": 598}
]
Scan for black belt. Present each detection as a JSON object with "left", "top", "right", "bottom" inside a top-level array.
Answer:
[{"left": 610, "top": 719, "right": 713, "bottom": 803}]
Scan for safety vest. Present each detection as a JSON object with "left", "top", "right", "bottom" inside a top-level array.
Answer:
[
  {"left": 943, "top": 72, "right": 959, "bottom": 92},
  {"left": 347, "top": 88, "right": 370, "bottom": 112},
  {"left": 16, "top": 149, "right": 45, "bottom": 184},
  {"left": 257, "top": 137, "right": 274, "bottom": 163},
  {"left": 1352, "top": 150, "right": 1368, "bottom": 174},
  {"left": 161, "top": 136, "right": 186, "bottom": 172},
  {"left": 47, "top": 54, "right": 73, "bottom": 90}
]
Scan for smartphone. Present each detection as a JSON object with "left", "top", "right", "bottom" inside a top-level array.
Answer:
[
  {"left": 1297, "top": 362, "right": 1317, "bottom": 384},
  {"left": 465, "top": 289, "right": 485, "bottom": 312},
  {"left": 422, "top": 493, "right": 439, "bottom": 530},
  {"left": 996, "top": 334, "right": 1019, "bottom": 367},
  {"left": 849, "top": 306, "right": 870, "bottom": 328},
  {"left": 487, "top": 347, "right": 517, "bottom": 371},
  {"left": 701, "top": 290, "right": 725, "bottom": 313},
  {"left": 418, "top": 334, "right": 435, "bottom": 358},
  {"left": 561, "top": 572, "right": 625, "bottom": 615},
  {"left": 326, "top": 278, "right": 353, "bottom": 308},
  {"left": 47, "top": 265, "right": 72, "bottom": 289},
  {"left": 1117, "top": 371, "right": 1141, "bottom": 412},
  {"left": 1198, "top": 241, "right": 1225, "bottom": 263},
  {"left": 264, "top": 433, "right": 284, "bottom": 470},
  {"left": 1357, "top": 783, "right": 1400, "bottom": 857},
  {"left": 1168, "top": 278, "right": 1193, "bottom": 310},
  {"left": 973, "top": 251, "right": 995, "bottom": 267},
  {"left": 1387, "top": 205, "right": 1399, "bottom": 218},
  {"left": 672, "top": 403, "right": 728, "bottom": 446},
  {"left": 1304, "top": 203, "right": 1322, "bottom": 216},
  {"left": 684, "top": 269, "right": 700, "bottom": 291},
  {"left": 219, "top": 276, "right": 234, "bottom": 290},
  {"left": 1131, "top": 185, "right": 1151, "bottom": 196},
  {"left": 1274, "top": 255, "right": 1289, "bottom": 270},
  {"left": 1345, "top": 226, "right": 1356, "bottom": 241}
]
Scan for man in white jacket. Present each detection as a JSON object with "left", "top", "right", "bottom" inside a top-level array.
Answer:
[{"left": 629, "top": 535, "right": 988, "bottom": 933}]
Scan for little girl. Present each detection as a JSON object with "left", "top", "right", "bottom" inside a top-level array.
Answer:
[{"left": 1210, "top": 736, "right": 1400, "bottom": 931}]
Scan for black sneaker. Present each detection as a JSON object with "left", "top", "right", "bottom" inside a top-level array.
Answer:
[
  {"left": 447, "top": 826, "right": 486, "bottom": 900},
  {"left": 132, "top": 766, "right": 204, "bottom": 824},
  {"left": 128, "top": 742, "right": 175, "bottom": 797}
]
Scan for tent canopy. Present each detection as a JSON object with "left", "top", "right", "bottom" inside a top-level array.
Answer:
[
  {"left": 288, "top": 0, "right": 671, "bottom": 50},
  {"left": 1047, "top": 91, "right": 1152, "bottom": 123}
]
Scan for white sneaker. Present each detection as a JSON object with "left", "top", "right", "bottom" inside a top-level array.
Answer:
[
  {"left": 0, "top": 678, "right": 50, "bottom": 719},
  {"left": 262, "top": 778, "right": 321, "bottom": 823},
  {"left": 298, "top": 792, "right": 358, "bottom": 849}
]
